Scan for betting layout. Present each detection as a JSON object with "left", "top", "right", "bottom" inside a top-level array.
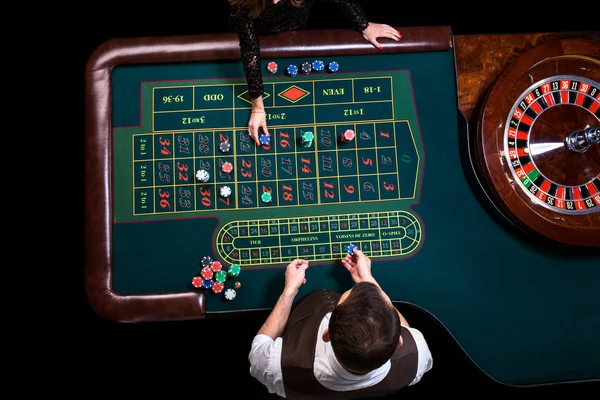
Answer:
[{"left": 118, "top": 67, "right": 425, "bottom": 267}]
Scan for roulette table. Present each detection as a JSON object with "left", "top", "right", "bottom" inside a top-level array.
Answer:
[{"left": 84, "top": 27, "right": 599, "bottom": 386}]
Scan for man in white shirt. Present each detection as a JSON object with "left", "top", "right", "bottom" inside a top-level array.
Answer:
[{"left": 248, "top": 248, "right": 433, "bottom": 399}]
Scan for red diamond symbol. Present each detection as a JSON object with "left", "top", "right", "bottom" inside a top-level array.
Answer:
[{"left": 279, "top": 86, "right": 310, "bottom": 103}]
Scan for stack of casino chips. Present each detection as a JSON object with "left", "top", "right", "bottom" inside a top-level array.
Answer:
[
  {"left": 191, "top": 258, "right": 241, "bottom": 300},
  {"left": 228, "top": 263, "right": 241, "bottom": 278},
  {"left": 285, "top": 64, "right": 299, "bottom": 77},
  {"left": 196, "top": 169, "right": 210, "bottom": 183},
  {"left": 300, "top": 62, "right": 312, "bottom": 74},
  {"left": 266, "top": 61, "right": 278, "bottom": 74},
  {"left": 220, "top": 185, "right": 232, "bottom": 198},
  {"left": 224, "top": 288, "right": 237, "bottom": 301},
  {"left": 221, "top": 161, "right": 233, "bottom": 174},
  {"left": 261, "top": 192, "right": 272, "bottom": 203},
  {"left": 219, "top": 141, "right": 231, "bottom": 153},
  {"left": 327, "top": 61, "right": 339, "bottom": 73},
  {"left": 301, "top": 131, "right": 314, "bottom": 147},
  {"left": 340, "top": 129, "right": 355, "bottom": 144},
  {"left": 311, "top": 60, "right": 325, "bottom": 72}
]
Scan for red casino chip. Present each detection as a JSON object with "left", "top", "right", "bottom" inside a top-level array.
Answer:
[
  {"left": 341, "top": 129, "right": 355, "bottom": 143},
  {"left": 221, "top": 161, "right": 233, "bottom": 174},
  {"left": 211, "top": 261, "right": 222, "bottom": 272},
  {"left": 212, "top": 281, "right": 225, "bottom": 294},
  {"left": 266, "top": 61, "right": 278, "bottom": 74},
  {"left": 191, "top": 276, "right": 204, "bottom": 288},
  {"left": 201, "top": 266, "right": 214, "bottom": 280}
]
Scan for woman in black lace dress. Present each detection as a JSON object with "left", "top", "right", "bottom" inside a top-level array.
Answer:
[{"left": 228, "top": 0, "right": 401, "bottom": 145}]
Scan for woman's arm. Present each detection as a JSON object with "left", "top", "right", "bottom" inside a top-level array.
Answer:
[
  {"left": 230, "top": 8, "right": 269, "bottom": 144},
  {"left": 230, "top": 9, "right": 264, "bottom": 99},
  {"left": 327, "top": 0, "right": 401, "bottom": 48},
  {"left": 326, "top": 0, "right": 369, "bottom": 31}
]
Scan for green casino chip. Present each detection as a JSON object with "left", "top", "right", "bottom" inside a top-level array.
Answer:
[
  {"left": 228, "top": 263, "right": 241, "bottom": 277},
  {"left": 261, "top": 192, "right": 272, "bottom": 203},
  {"left": 301, "top": 131, "right": 314, "bottom": 146},
  {"left": 215, "top": 270, "right": 227, "bottom": 283}
]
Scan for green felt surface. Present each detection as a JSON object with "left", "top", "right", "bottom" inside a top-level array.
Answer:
[{"left": 110, "top": 51, "right": 600, "bottom": 385}]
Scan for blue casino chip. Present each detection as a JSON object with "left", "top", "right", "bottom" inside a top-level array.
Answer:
[
  {"left": 286, "top": 64, "right": 299, "bottom": 76},
  {"left": 328, "top": 61, "right": 339, "bottom": 73},
  {"left": 259, "top": 134, "right": 271, "bottom": 146},
  {"left": 347, "top": 244, "right": 357, "bottom": 255},
  {"left": 312, "top": 60, "right": 325, "bottom": 71}
]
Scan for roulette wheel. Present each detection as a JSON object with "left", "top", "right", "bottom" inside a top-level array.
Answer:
[{"left": 473, "top": 38, "right": 600, "bottom": 247}]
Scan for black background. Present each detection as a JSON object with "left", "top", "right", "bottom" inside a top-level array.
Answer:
[{"left": 75, "top": 2, "right": 598, "bottom": 396}]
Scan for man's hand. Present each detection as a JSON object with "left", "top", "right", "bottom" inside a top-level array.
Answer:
[
  {"left": 256, "top": 259, "right": 309, "bottom": 339},
  {"left": 283, "top": 259, "right": 309, "bottom": 296},
  {"left": 341, "top": 248, "right": 377, "bottom": 286},
  {"left": 361, "top": 23, "right": 402, "bottom": 50}
]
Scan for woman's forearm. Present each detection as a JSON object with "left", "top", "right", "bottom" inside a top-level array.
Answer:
[{"left": 251, "top": 96, "right": 265, "bottom": 111}]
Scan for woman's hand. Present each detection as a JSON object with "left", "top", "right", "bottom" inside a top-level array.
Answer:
[
  {"left": 248, "top": 111, "right": 269, "bottom": 145},
  {"left": 249, "top": 96, "right": 269, "bottom": 145},
  {"left": 362, "top": 23, "right": 402, "bottom": 49}
]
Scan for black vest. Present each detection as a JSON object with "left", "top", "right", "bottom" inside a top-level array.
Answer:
[{"left": 281, "top": 289, "right": 419, "bottom": 399}]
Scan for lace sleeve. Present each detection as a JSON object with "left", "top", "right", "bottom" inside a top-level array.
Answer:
[
  {"left": 326, "top": 0, "right": 370, "bottom": 32},
  {"left": 230, "top": 8, "right": 265, "bottom": 99}
]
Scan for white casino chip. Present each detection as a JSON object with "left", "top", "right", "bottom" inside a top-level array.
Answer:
[
  {"left": 196, "top": 169, "right": 210, "bottom": 182},
  {"left": 224, "top": 288, "right": 236, "bottom": 300},
  {"left": 220, "top": 185, "right": 232, "bottom": 198}
]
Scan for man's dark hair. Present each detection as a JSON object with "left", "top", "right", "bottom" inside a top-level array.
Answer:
[{"left": 329, "top": 281, "right": 401, "bottom": 373}]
